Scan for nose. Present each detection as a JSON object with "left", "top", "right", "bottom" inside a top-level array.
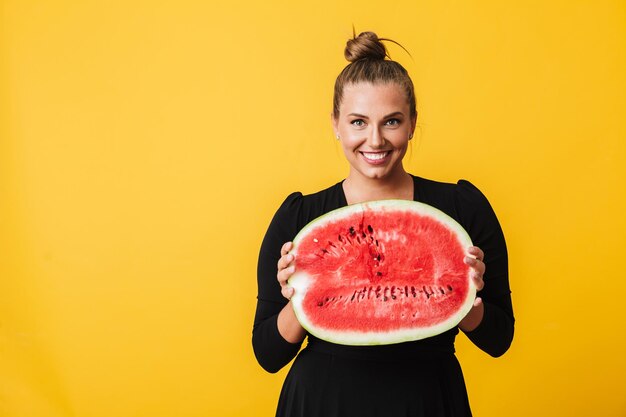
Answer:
[{"left": 368, "top": 126, "right": 385, "bottom": 148}]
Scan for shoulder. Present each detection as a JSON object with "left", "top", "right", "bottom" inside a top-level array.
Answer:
[
  {"left": 413, "top": 176, "right": 490, "bottom": 214},
  {"left": 453, "top": 179, "right": 491, "bottom": 205},
  {"left": 412, "top": 176, "right": 497, "bottom": 233},
  {"left": 413, "top": 175, "right": 484, "bottom": 197},
  {"left": 272, "top": 181, "right": 345, "bottom": 239},
  {"left": 276, "top": 181, "right": 344, "bottom": 216}
]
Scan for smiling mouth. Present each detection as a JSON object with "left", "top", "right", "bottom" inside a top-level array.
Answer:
[{"left": 361, "top": 151, "right": 390, "bottom": 162}]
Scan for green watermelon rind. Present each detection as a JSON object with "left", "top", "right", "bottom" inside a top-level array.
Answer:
[{"left": 288, "top": 199, "right": 476, "bottom": 346}]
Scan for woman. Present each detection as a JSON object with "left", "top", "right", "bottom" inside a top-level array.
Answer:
[{"left": 253, "top": 31, "right": 514, "bottom": 417}]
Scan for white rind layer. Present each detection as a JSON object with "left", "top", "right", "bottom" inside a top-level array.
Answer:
[{"left": 288, "top": 199, "right": 475, "bottom": 346}]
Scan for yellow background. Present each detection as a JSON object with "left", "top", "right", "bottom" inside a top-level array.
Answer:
[{"left": 1, "top": 1, "right": 625, "bottom": 416}]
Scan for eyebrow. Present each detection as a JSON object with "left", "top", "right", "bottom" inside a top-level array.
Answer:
[{"left": 347, "top": 111, "right": 405, "bottom": 119}]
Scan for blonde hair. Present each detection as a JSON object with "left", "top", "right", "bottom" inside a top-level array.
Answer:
[{"left": 333, "top": 31, "right": 417, "bottom": 119}]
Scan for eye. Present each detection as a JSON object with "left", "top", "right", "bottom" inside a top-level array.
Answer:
[
  {"left": 350, "top": 119, "right": 366, "bottom": 127},
  {"left": 385, "top": 118, "right": 401, "bottom": 126}
]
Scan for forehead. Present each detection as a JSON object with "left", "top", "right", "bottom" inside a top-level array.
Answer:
[{"left": 340, "top": 82, "right": 408, "bottom": 116}]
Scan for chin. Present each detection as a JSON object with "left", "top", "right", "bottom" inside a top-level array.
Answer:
[{"left": 358, "top": 167, "right": 396, "bottom": 181}]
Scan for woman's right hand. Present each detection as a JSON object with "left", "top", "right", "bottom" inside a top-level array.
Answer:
[
  {"left": 277, "top": 241, "right": 296, "bottom": 300},
  {"left": 276, "top": 241, "right": 306, "bottom": 342}
]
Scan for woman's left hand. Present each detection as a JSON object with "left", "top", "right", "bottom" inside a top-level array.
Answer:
[
  {"left": 465, "top": 246, "right": 486, "bottom": 293},
  {"left": 458, "top": 246, "right": 486, "bottom": 332}
]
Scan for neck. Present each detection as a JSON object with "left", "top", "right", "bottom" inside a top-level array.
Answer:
[{"left": 343, "top": 168, "right": 414, "bottom": 205}]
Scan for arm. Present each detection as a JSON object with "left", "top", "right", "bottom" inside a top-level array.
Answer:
[
  {"left": 252, "top": 194, "right": 307, "bottom": 373},
  {"left": 252, "top": 300, "right": 304, "bottom": 373},
  {"left": 455, "top": 181, "right": 515, "bottom": 357}
]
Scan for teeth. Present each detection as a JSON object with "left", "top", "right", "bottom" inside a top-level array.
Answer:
[{"left": 362, "top": 152, "right": 389, "bottom": 161}]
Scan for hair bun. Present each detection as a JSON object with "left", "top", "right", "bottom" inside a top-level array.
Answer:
[{"left": 344, "top": 31, "right": 387, "bottom": 62}]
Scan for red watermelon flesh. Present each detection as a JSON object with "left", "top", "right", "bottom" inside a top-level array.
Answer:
[{"left": 288, "top": 200, "right": 475, "bottom": 346}]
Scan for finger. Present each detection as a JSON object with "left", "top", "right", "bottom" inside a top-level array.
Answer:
[
  {"left": 467, "top": 246, "right": 484, "bottom": 262},
  {"left": 277, "top": 265, "right": 295, "bottom": 285},
  {"left": 464, "top": 255, "right": 485, "bottom": 272},
  {"left": 473, "top": 297, "right": 483, "bottom": 308},
  {"left": 281, "top": 241, "right": 293, "bottom": 257},
  {"left": 281, "top": 286, "right": 294, "bottom": 300},
  {"left": 277, "top": 253, "right": 295, "bottom": 271},
  {"left": 464, "top": 256, "right": 485, "bottom": 291},
  {"left": 472, "top": 273, "right": 485, "bottom": 291}
]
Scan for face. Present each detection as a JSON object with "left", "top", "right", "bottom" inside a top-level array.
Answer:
[{"left": 333, "top": 82, "right": 416, "bottom": 182}]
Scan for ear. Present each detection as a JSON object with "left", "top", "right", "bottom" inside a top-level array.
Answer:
[
  {"left": 331, "top": 112, "right": 339, "bottom": 137},
  {"left": 410, "top": 114, "right": 417, "bottom": 136}
]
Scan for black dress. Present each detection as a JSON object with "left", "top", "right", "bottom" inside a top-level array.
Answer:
[{"left": 253, "top": 176, "right": 514, "bottom": 417}]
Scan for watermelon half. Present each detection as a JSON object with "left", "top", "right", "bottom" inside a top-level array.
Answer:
[{"left": 288, "top": 200, "right": 476, "bottom": 346}]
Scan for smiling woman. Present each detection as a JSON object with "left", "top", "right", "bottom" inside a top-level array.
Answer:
[
  {"left": 252, "top": 31, "right": 514, "bottom": 417},
  {"left": 333, "top": 82, "right": 415, "bottom": 202}
]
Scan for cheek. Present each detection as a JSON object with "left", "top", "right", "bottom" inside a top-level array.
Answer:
[
  {"left": 339, "top": 133, "right": 364, "bottom": 150},
  {"left": 390, "top": 135, "right": 410, "bottom": 150},
  {"left": 340, "top": 141, "right": 356, "bottom": 158}
]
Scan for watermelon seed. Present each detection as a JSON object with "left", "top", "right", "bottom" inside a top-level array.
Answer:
[
  {"left": 439, "top": 287, "right": 445, "bottom": 294},
  {"left": 349, "top": 226, "right": 356, "bottom": 236},
  {"left": 338, "top": 235, "right": 343, "bottom": 242},
  {"left": 367, "top": 224, "right": 373, "bottom": 233},
  {"left": 361, "top": 232, "right": 366, "bottom": 238},
  {"left": 447, "top": 285, "right": 453, "bottom": 291},
  {"left": 384, "top": 286, "right": 391, "bottom": 301},
  {"left": 376, "top": 271, "right": 382, "bottom": 276}
]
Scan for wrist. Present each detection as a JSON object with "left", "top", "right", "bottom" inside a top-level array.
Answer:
[
  {"left": 459, "top": 302, "right": 485, "bottom": 332},
  {"left": 277, "top": 301, "right": 306, "bottom": 343}
]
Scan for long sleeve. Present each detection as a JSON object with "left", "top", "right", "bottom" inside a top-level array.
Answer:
[
  {"left": 252, "top": 193, "right": 306, "bottom": 373},
  {"left": 252, "top": 179, "right": 515, "bottom": 372},
  {"left": 453, "top": 180, "right": 515, "bottom": 357}
]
